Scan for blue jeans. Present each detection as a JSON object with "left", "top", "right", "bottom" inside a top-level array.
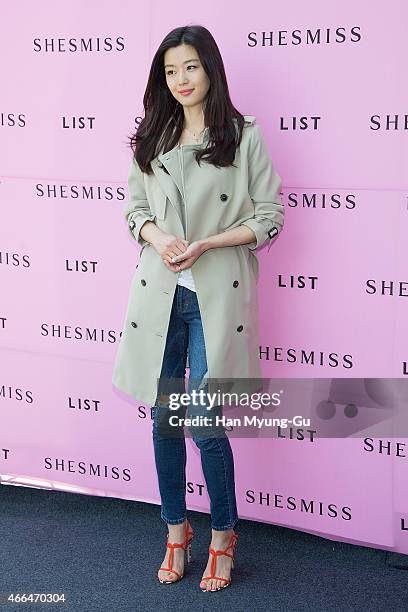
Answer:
[{"left": 152, "top": 285, "right": 239, "bottom": 531}]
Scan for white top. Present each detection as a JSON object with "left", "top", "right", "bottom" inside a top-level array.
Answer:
[{"left": 176, "top": 143, "right": 196, "bottom": 293}]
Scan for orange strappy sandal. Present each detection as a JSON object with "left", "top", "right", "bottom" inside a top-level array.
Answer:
[
  {"left": 200, "top": 530, "right": 238, "bottom": 591},
  {"left": 158, "top": 521, "right": 195, "bottom": 584}
]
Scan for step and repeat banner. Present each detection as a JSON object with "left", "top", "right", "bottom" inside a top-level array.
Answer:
[{"left": 1, "top": 1, "right": 407, "bottom": 555}]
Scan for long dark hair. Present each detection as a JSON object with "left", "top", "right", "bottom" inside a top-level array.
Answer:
[{"left": 128, "top": 25, "right": 246, "bottom": 174}]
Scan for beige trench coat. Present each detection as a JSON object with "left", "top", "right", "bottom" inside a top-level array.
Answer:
[{"left": 112, "top": 115, "right": 284, "bottom": 406}]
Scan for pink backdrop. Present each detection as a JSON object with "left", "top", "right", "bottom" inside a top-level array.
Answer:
[{"left": 1, "top": 1, "right": 407, "bottom": 555}]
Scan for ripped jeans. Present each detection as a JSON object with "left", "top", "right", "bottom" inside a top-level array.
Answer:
[{"left": 152, "top": 284, "right": 239, "bottom": 531}]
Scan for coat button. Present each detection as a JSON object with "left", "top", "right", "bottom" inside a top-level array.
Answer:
[
  {"left": 233, "top": 280, "right": 239, "bottom": 288},
  {"left": 158, "top": 161, "right": 164, "bottom": 168},
  {"left": 220, "top": 193, "right": 228, "bottom": 202},
  {"left": 141, "top": 279, "right": 146, "bottom": 286},
  {"left": 237, "top": 325, "right": 243, "bottom": 332},
  {"left": 131, "top": 321, "right": 137, "bottom": 328}
]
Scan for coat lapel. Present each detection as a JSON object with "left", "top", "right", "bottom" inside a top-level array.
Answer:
[
  {"left": 151, "top": 155, "right": 184, "bottom": 222},
  {"left": 150, "top": 126, "right": 210, "bottom": 225}
]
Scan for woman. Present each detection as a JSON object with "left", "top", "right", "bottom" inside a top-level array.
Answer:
[{"left": 112, "top": 24, "right": 284, "bottom": 592}]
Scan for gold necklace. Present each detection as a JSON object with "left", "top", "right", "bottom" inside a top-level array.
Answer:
[{"left": 183, "top": 125, "right": 206, "bottom": 143}]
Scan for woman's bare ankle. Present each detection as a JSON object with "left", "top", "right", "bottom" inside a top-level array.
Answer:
[
  {"left": 211, "top": 527, "right": 234, "bottom": 544},
  {"left": 167, "top": 518, "right": 188, "bottom": 539}
]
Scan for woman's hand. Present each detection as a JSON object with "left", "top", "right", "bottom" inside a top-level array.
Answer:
[
  {"left": 150, "top": 232, "right": 189, "bottom": 272},
  {"left": 168, "top": 241, "right": 205, "bottom": 272},
  {"left": 151, "top": 231, "right": 205, "bottom": 273}
]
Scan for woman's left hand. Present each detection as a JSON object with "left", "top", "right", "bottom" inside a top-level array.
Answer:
[{"left": 163, "top": 240, "right": 205, "bottom": 273}]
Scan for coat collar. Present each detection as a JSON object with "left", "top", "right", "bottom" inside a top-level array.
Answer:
[{"left": 154, "top": 126, "right": 210, "bottom": 162}]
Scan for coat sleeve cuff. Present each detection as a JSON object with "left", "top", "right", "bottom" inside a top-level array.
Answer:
[
  {"left": 241, "top": 219, "right": 281, "bottom": 252},
  {"left": 128, "top": 212, "right": 157, "bottom": 248},
  {"left": 125, "top": 157, "right": 157, "bottom": 249}
]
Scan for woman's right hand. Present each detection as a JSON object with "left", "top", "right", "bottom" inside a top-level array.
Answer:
[{"left": 151, "top": 231, "right": 190, "bottom": 272}]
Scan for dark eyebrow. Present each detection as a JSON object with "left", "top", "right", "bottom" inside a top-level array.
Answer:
[{"left": 164, "top": 58, "right": 199, "bottom": 68}]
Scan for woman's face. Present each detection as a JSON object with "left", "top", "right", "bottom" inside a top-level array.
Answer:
[{"left": 164, "top": 44, "right": 210, "bottom": 110}]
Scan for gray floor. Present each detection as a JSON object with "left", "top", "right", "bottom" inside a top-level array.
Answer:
[{"left": 0, "top": 484, "right": 407, "bottom": 611}]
